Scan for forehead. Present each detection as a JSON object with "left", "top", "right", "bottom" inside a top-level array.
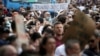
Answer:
[
  {"left": 71, "top": 43, "right": 80, "bottom": 48},
  {"left": 45, "top": 12, "right": 50, "bottom": 15},
  {"left": 54, "top": 23, "right": 63, "bottom": 27},
  {"left": 47, "top": 38, "right": 55, "bottom": 43}
]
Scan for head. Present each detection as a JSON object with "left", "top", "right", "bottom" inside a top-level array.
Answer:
[
  {"left": 39, "top": 36, "right": 56, "bottom": 55},
  {"left": 35, "top": 20, "right": 41, "bottom": 30},
  {"left": 11, "top": 21, "right": 16, "bottom": 33},
  {"left": 54, "top": 22, "right": 64, "bottom": 35},
  {"left": 38, "top": 18, "right": 44, "bottom": 25},
  {"left": 0, "top": 2, "right": 3, "bottom": 9},
  {"left": 23, "top": 12, "right": 31, "bottom": 20},
  {"left": 6, "top": 35, "right": 17, "bottom": 47},
  {"left": 88, "top": 33, "right": 99, "bottom": 49},
  {"left": 41, "top": 11, "right": 51, "bottom": 19},
  {"left": 0, "top": 45, "right": 18, "bottom": 56},
  {"left": 20, "top": 50, "right": 39, "bottom": 56},
  {"left": 42, "top": 24, "right": 53, "bottom": 37},
  {"left": 42, "top": 28, "right": 54, "bottom": 37},
  {"left": 0, "top": 27, "right": 10, "bottom": 39},
  {"left": 30, "top": 32, "right": 41, "bottom": 47},
  {"left": 57, "top": 15, "right": 67, "bottom": 24},
  {"left": 57, "top": 0, "right": 65, "bottom": 3},
  {"left": 65, "top": 39, "right": 81, "bottom": 56}
]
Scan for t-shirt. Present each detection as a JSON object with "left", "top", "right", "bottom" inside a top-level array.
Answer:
[{"left": 55, "top": 44, "right": 66, "bottom": 56}]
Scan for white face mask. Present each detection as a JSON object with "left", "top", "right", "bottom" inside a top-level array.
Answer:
[
  {"left": 69, "top": 11, "right": 74, "bottom": 15},
  {"left": 69, "top": 18, "right": 73, "bottom": 22},
  {"left": 30, "top": 12, "right": 34, "bottom": 17}
]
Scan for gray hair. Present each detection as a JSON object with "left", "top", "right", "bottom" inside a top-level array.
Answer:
[{"left": 65, "top": 39, "right": 80, "bottom": 50}]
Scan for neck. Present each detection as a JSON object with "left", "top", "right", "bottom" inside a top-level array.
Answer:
[
  {"left": 46, "top": 52, "right": 54, "bottom": 56},
  {"left": 55, "top": 34, "right": 62, "bottom": 40},
  {"left": 56, "top": 34, "right": 62, "bottom": 36}
]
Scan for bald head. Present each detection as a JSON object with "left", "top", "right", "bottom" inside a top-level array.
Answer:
[{"left": 0, "top": 45, "right": 18, "bottom": 56}]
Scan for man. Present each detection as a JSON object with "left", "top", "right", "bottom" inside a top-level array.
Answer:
[
  {"left": 83, "top": 33, "right": 100, "bottom": 56},
  {"left": 65, "top": 39, "right": 82, "bottom": 56},
  {"left": 54, "top": 22, "right": 64, "bottom": 47},
  {"left": 57, "top": 0, "right": 65, "bottom": 3}
]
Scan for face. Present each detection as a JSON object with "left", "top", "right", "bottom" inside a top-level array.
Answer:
[
  {"left": 35, "top": 21, "right": 41, "bottom": 31},
  {"left": 57, "top": 0, "right": 65, "bottom": 3},
  {"left": 54, "top": 24, "right": 64, "bottom": 35},
  {"left": 44, "top": 38, "right": 56, "bottom": 53},
  {"left": 44, "top": 12, "right": 51, "bottom": 19},
  {"left": 89, "top": 35, "right": 98, "bottom": 48},
  {"left": 69, "top": 43, "right": 80, "bottom": 56}
]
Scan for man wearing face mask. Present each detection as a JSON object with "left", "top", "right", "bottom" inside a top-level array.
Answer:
[{"left": 42, "top": 11, "right": 53, "bottom": 25}]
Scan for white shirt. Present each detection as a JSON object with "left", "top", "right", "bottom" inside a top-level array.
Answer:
[{"left": 55, "top": 44, "right": 66, "bottom": 56}]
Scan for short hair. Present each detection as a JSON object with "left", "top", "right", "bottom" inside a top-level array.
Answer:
[
  {"left": 0, "top": 17, "right": 5, "bottom": 25},
  {"left": 42, "top": 28, "right": 54, "bottom": 36},
  {"left": 11, "top": 21, "right": 16, "bottom": 32},
  {"left": 6, "top": 35, "right": 17, "bottom": 44},
  {"left": 20, "top": 50, "right": 38, "bottom": 56},
  {"left": 57, "top": 15, "right": 66, "bottom": 24},
  {"left": 54, "top": 22, "right": 63, "bottom": 27},
  {"left": 38, "top": 17, "right": 44, "bottom": 24},
  {"left": 0, "top": 2, "right": 3, "bottom": 5},
  {"left": 30, "top": 32, "right": 41, "bottom": 42},
  {"left": 65, "top": 39, "right": 80, "bottom": 50}
]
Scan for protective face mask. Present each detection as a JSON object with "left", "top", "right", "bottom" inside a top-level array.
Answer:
[
  {"left": 30, "top": 12, "right": 34, "bottom": 17},
  {"left": 69, "top": 18, "right": 73, "bottom": 22},
  {"left": 69, "top": 11, "right": 74, "bottom": 15}
]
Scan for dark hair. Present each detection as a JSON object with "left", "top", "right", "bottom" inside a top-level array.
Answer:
[
  {"left": 6, "top": 35, "right": 17, "bottom": 44},
  {"left": 0, "top": 17, "right": 5, "bottom": 25},
  {"left": 40, "top": 11, "right": 48, "bottom": 18},
  {"left": 57, "top": 15, "right": 66, "bottom": 24},
  {"left": 0, "top": 2, "right": 2, "bottom": 5},
  {"left": 23, "top": 12, "right": 29, "bottom": 17},
  {"left": 39, "top": 36, "right": 54, "bottom": 56},
  {"left": 30, "top": 32, "right": 41, "bottom": 42},
  {"left": 38, "top": 18, "right": 44, "bottom": 24},
  {"left": 0, "top": 27, "right": 10, "bottom": 34},
  {"left": 20, "top": 50, "right": 38, "bottom": 56},
  {"left": 11, "top": 21, "right": 16, "bottom": 32},
  {"left": 54, "top": 22, "right": 62, "bottom": 27},
  {"left": 42, "top": 28, "right": 54, "bottom": 37},
  {"left": 65, "top": 39, "right": 80, "bottom": 52},
  {"left": 42, "top": 24, "right": 52, "bottom": 34},
  {"left": 11, "top": 10, "right": 19, "bottom": 13}
]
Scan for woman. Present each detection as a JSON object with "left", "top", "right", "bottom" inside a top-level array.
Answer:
[{"left": 39, "top": 36, "right": 56, "bottom": 56}]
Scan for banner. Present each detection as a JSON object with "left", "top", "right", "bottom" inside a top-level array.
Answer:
[{"left": 32, "top": 3, "right": 68, "bottom": 11}]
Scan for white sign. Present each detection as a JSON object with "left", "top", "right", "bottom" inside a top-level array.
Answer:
[{"left": 32, "top": 3, "right": 68, "bottom": 11}]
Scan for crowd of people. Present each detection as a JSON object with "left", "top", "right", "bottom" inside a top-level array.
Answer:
[{"left": 0, "top": 0, "right": 100, "bottom": 56}]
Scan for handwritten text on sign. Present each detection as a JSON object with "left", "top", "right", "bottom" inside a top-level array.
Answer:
[{"left": 32, "top": 3, "right": 68, "bottom": 11}]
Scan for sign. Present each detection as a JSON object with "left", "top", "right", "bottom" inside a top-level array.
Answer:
[
  {"left": 11, "top": 0, "right": 38, "bottom": 2},
  {"left": 32, "top": 3, "right": 68, "bottom": 11},
  {"left": 21, "top": 0, "right": 38, "bottom": 2}
]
